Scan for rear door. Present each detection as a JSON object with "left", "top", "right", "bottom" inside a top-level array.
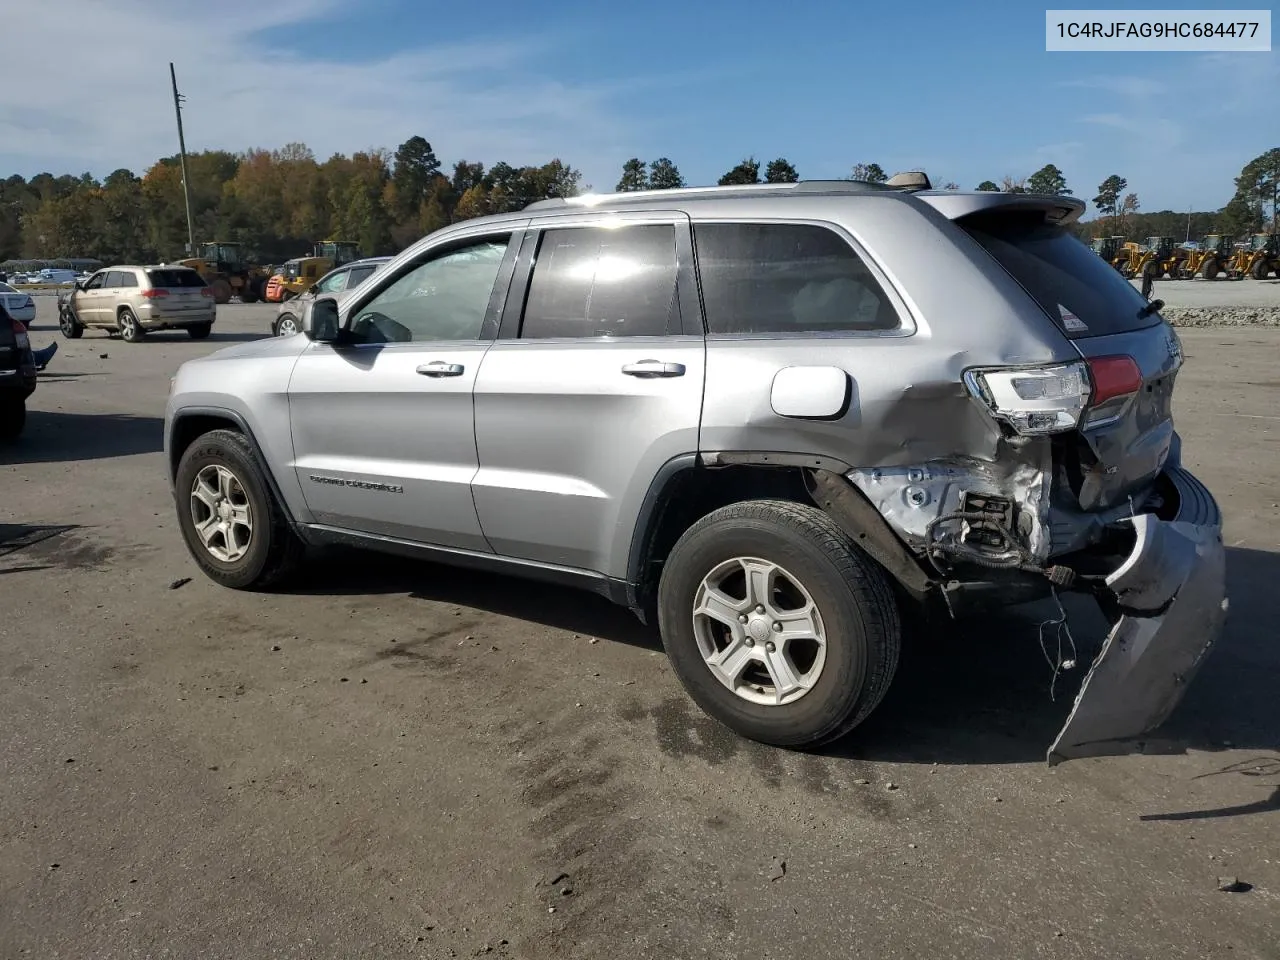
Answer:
[
  {"left": 287, "top": 227, "right": 525, "bottom": 550},
  {"left": 471, "top": 211, "right": 705, "bottom": 576}
]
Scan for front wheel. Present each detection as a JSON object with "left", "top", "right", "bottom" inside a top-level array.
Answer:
[
  {"left": 118, "top": 308, "right": 144, "bottom": 343},
  {"left": 274, "top": 313, "right": 299, "bottom": 337},
  {"left": 59, "top": 306, "right": 84, "bottom": 339},
  {"left": 1253, "top": 259, "right": 1272, "bottom": 280},
  {"left": 0, "top": 398, "right": 25, "bottom": 440},
  {"left": 657, "top": 500, "right": 901, "bottom": 749},
  {"left": 174, "top": 428, "right": 302, "bottom": 589}
]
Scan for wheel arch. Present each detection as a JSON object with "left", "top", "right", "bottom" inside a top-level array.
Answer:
[
  {"left": 625, "top": 453, "right": 935, "bottom": 610},
  {"left": 167, "top": 406, "right": 298, "bottom": 527}
]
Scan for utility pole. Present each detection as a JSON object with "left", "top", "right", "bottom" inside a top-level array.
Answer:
[
  {"left": 1185, "top": 206, "right": 1192, "bottom": 244},
  {"left": 169, "top": 62, "right": 195, "bottom": 257}
]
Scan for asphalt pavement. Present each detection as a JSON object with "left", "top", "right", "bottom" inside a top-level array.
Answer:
[{"left": 1, "top": 299, "right": 1277, "bottom": 959}]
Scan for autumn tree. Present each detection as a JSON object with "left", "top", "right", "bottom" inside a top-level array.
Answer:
[
  {"left": 719, "top": 157, "right": 761, "bottom": 185},
  {"left": 647, "top": 158, "right": 684, "bottom": 190},
  {"left": 616, "top": 158, "right": 649, "bottom": 192},
  {"left": 764, "top": 158, "right": 799, "bottom": 183},
  {"left": 1026, "top": 163, "right": 1071, "bottom": 196}
]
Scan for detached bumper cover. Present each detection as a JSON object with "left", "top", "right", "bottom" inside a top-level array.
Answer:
[{"left": 1048, "top": 468, "right": 1227, "bottom": 765}]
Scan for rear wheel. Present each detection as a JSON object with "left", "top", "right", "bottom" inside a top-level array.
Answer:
[
  {"left": 657, "top": 500, "right": 901, "bottom": 748},
  {"left": 187, "top": 322, "right": 212, "bottom": 339},
  {"left": 0, "top": 398, "right": 25, "bottom": 440},
  {"left": 174, "top": 428, "right": 302, "bottom": 589},
  {"left": 118, "top": 308, "right": 144, "bottom": 343},
  {"left": 1201, "top": 259, "right": 1219, "bottom": 280},
  {"left": 1252, "top": 258, "right": 1272, "bottom": 280},
  {"left": 210, "top": 278, "right": 232, "bottom": 304},
  {"left": 240, "top": 284, "right": 260, "bottom": 304}
]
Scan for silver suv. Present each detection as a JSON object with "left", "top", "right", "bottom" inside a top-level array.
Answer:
[
  {"left": 273, "top": 257, "right": 391, "bottom": 337},
  {"left": 164, "top": 179, "right": 1225, "bottom": 764}
]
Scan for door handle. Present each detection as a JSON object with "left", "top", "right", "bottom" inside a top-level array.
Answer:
[
  {"left": 416, "top": 361, "right": 465, "bottom": 378},
  {"left": 622, "top": 360, "right": 686, "bottom": 378}
]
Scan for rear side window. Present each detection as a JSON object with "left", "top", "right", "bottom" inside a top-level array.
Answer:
[
  {"left": 146, "top": 269, "right": 205, "bottom": 288},
  {"left": 694, "top": 222, "right": 901, "bottom": 336},
  {"left": 520, "top": 224, "right": 679, "bottom": 339},
  {"left": 119, "top": 271, "right": 138, "bottom": 288},
  {"left": 959, "top": 213, "right": 1156, "bottom": 338}
]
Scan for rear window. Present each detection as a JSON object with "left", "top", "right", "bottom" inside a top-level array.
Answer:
[
  {"left": 959, "top": 213, "right": 1156, "bottom": 338},
  {"left": 146, "top": 268, "right": 206, "bottom": 288}
]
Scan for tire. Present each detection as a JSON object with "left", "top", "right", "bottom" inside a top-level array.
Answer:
[
  {"left": 118, "top": 308, "right": 144, "bottom": 343},
  {"left": 1143, "top": 261, "right": 1159, "bottom": 279},
  {"left": 657, "top": 499, "right": 902, "bottom": 749},
  {"left": 1252, "top": 259, "right": 1272, "bottom": 280},
  {"left": 0, "top": 398, "right": 25, "bottom": 440},
  {"left": 187, "top": 322, "right": 212, "bottom": 340},
  {"left": 174, "top": 428, "right": 303, "bottom": 590},
  {"left": 1201, "top": 259, "right": 1219, "bottom": 280},
  {"left": 59, "top": 307, "right": 84, "bottom": 339},
  {"left": 240, "top": 286, "right": 260, "bottom": 305},
  {"left": 275, "top": 313, "right": 299, "bottom": 337},
  {"left": 210, "top": 278, "right": 232, "bottom": 304}
]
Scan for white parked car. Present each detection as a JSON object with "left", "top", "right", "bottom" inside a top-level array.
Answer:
[{"left": 0, "top": 282, "right": 36, "bottom": 325}]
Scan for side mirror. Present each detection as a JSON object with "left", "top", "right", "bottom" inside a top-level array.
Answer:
[{"left": 307, "top": 296, "right": 342, "bottom": 343}]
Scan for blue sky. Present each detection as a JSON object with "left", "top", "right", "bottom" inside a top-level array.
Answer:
[{"left": 3, "top": 0, "right": 1276, "bottom": 214}]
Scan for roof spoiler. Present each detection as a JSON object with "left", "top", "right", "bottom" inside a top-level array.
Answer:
[{"left": 917, "top": 191, "right": 1086, "bottom": 225}]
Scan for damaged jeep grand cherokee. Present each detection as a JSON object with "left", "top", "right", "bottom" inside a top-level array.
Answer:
[{"left": 164, "top": 176, "right": 1226, "bottom": 765}]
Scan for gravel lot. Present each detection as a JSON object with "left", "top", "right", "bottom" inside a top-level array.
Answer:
[{"left": 2, "top": 299, "right": 1278, "bottom": 960}]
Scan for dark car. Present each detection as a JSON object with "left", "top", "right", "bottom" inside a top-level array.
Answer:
[{"left": 0, "top": 303, "right": 36, "bottom": 439}]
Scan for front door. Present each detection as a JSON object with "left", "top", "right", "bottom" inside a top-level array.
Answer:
[
  {"left": 73, "top": 271, "right": 108, "bottom": 326},
  {"left": 471, "top": 213, "right": 706, "bottom": 577},
  {"left": 287, "top": 227, "right": 525, "bottom": 550}
]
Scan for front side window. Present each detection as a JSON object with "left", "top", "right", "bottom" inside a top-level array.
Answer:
[
  {"left": 519, "top": 224, "right": 679, "bottom": 339},
  {"left": 83, "top": 273, "right": 106, "bottom": 291},
  {"left": 103, "top": 271, "right": 124, "bottom": 288},
  {"left": 694, "top": 222, "right": 900, "bottom": 335},
  {"left": 315, "top": 269, "right": 350, "bottom": 294},
  {"left": 348, "top": 237, "right": 511, "bottom": 344}
]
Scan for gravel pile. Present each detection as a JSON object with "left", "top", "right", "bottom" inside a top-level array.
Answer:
[{"left": 1161, "top": 306, "right": 1280, "bottom": 327}]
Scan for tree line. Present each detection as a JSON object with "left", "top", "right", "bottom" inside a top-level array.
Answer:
[
  {"left": 4, "top": 139, "right": 1275, "bottom": 268},
  {"left": 0, "top": 137, "right": 582, "bottom": 266}
]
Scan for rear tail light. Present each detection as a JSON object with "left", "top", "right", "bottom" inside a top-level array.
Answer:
[
  {"left": 964, "top": 354, "right": 1144, "bottom": 436},
  {"left": 141, "top": 288, "right": 170, "bottom": 299},
  {"left": 10, "top": 317, "right": 30, "bottom": 350},
  {"left": 1082, "top": 354, "right": 1143, "bottom": 428},
  {"left": 964, "top": 361, "right": 1090, "bottom": 435},
  {"left": 22, "top": 296, "right": 34, "bottom": 309},
  {"left": 200, "top": 287, "right": 214, "bottom": 298}
]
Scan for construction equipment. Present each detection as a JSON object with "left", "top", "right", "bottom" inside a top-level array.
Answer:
[
  {"left": 1133, "top": 236, "right": 1187, "bottom": 280},
  {"left": 178, "top": 242, "right": 270, "bottom": 304},
  {"left": 1176, "top": 234, "right": 1230, "bottom": 279},
  {"left": 1241, "top": 233, "right": 1279, "bottom": 280},
  {"left": 263, "top": 241, "right": 362, "bottom": 303},
  {"left": 1090, "top": 236, "right": 1130, "bottom": 274}
]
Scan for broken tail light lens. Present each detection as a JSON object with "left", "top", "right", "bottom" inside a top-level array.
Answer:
[{"left": 964, "top": 361, "right": 1090, "bottom": 436}]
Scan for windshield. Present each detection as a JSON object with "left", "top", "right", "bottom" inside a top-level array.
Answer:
[
  {"left": 960, "top": 212, "right": 1158, "bottom": 339},
  {"left": 282, "top": 260, "right": 303, "bottom": 279}
]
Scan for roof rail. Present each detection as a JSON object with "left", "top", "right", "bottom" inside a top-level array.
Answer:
[{"left": 522, "top": 178, "right": 901, "bottom": 211}]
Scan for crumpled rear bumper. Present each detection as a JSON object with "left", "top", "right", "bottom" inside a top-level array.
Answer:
[{"left": 1048, "top": 467, "right": 1227, "bottom": 765}]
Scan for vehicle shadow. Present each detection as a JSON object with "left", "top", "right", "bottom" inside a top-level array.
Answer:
[
  {"left": 827, "top": 545, "right": 1278, "bottom": 767},
  {"left": 1, "top": 411, "right": 163, "bottom": 464},
  {"left": 295, "top": 544, "right": 1276, "bottom": 768},
  {"left": 296, "top": 547, "right": 658, "bottom": 648}
]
